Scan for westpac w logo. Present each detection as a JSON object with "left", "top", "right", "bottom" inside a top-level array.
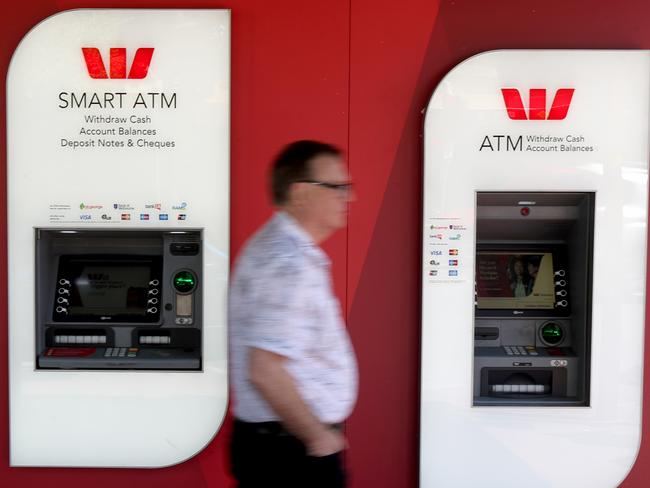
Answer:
[
  {"left": 501, "top": 88, "right": 575, "bottom": 120},
  {"left": 82, "top": 48, "right": 155, "bottom": 79}
]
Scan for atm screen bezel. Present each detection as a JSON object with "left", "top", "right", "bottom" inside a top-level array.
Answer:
[
  {"left": 52, "top": 254, "right": 163, "bottom": 323},
  {"left": 474, "top": 244, "right": 570, "bottom": 318}
]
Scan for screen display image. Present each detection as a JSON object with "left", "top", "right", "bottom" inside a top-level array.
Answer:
[
  {"left": 70, "top": 265, "right": 150, "bottom": 316},
  {"left": 476, "top": 252, "right": 555, "bottom": 309},
  {"left": 54, "top": 256, "right": 162, "bottom": 322}
]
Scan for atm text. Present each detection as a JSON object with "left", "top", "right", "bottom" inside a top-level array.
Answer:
[
  {"left": 58, "top": 92, "right": 177, "bottom": 109},
  {"left": 479, "top": 134, "right": 593, "bottom": 152}
]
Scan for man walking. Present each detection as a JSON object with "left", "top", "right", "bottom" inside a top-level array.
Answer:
[{"left": 229, "top": 140, "right": 358, "bottom": 488}]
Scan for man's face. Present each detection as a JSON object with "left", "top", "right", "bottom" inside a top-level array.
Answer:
[{"left": 300, "top": 154, "right": 354, "bottom": 233}]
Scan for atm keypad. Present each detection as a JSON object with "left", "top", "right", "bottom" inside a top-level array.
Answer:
[
  {"left": 104, "top": 347, "right": 139, "bottom": 358},
  {"left": 503, "top": 346, "right": 538, "bottom": 356}
]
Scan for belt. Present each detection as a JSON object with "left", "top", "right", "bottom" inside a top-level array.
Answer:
[{"left": 234, "top": 419, "right": 343, "bottom": 437}]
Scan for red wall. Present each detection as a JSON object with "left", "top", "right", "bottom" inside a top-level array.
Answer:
[{"left": 2, "top": 1, "right": 650, "bottom": 487}]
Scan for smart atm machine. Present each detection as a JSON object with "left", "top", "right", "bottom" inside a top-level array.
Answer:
[
  {"left": 420, "top": 51, "right": 649, "bottom": 487},
  {"left": 8, "top": 10, "right": 230, "bottom": 467},
  {"left": 36, "top": 229, "right": 203, "bottom": 370}
]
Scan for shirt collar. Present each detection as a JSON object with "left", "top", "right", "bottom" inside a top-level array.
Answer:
[{"left": 275, "top": 211, "right": 331, "bottom": 267}]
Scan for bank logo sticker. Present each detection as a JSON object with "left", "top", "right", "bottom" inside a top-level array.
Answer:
[
  {"left": 501, "top": 88, "right": 574, "bottom": 120},
  {"left": 82, "top": 48, "right": 154, "bottom": 79},
  {"left": 172, "top": 202, "right": 188, "bottom": 210},
  {"left": 114, "top": 203, "right": 134, "bottom": 210},
  {"left": 80, "top": 203, "right": 102, "bottom": 210}
]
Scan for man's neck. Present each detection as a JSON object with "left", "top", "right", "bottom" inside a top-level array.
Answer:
[{"left": 281, "top": 208, "right": 331, "bottom": 244}]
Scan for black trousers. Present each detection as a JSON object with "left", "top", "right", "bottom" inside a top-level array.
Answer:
[{"left": 230, "top": 419, "right": 346, "bottom": 488}]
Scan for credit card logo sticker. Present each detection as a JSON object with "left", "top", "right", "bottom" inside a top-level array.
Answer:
[
  {"left": 140, "top": 214, "right": 149, "bottom": 220},
  {"left": 449, "top": 270, "right": 458, "bottom": 277},
  {"left": 159, "top": 214, "right": 168, "bottom": 221}
]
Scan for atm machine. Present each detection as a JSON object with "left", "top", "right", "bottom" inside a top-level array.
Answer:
[
  {"left": 420, "top": 51, "right": 648, "bottom": 487},
  {"left": 473, "top": 191, "right": 593, "bottom": 406},
  {"left": 8, "top": 10, "right": 230, "bottom": 467},
  {"left": 36, "top": 229, "right": 203, "bottom": 370}
]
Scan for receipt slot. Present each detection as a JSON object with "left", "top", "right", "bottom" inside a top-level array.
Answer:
[
  {"left": 8, "top": 10, "right": 230, "bottom": 467},
  {"left": 420, "top": 51, "right": 648, "bottom": 487}
]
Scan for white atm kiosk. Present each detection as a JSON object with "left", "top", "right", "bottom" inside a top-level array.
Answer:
[
  {"left": 8, "top": 10, "right": 230, "bottom": 467},
  {"left": 420, "top": 51, "right": 648, "bottom": 486}
]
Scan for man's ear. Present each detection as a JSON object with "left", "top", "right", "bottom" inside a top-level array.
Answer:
[{"left": 286, "top": 182, "right": 307, "bottom": 208}]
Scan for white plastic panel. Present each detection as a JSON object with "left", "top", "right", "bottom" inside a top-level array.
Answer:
[
  {"left": 8, "top": 9, "right": 230, "bottom": 467},
  {"left": 420, "top": 51, "right": 648, "bottom": 487}
]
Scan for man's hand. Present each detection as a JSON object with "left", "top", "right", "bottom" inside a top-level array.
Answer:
[
  {"left": 305, "top": 427, "right": 346, "bottom": 457},
  {"left": 249, "top": 347, "right": 347, "bottom": 456}
]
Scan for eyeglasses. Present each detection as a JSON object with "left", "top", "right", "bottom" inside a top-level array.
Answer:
[{"left": 298, "top": 180, "right": 354, "bottom": 194}]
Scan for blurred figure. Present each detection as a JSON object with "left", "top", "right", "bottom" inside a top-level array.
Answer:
[
  {"left": 526, "top": 256, "right": 541, "bottom": 295},
  {"left": 229, "top": 140, "right": 358, "bottom": 488},
  {"left": 508, "top": 256, "right": 529, "bottom": 298}
]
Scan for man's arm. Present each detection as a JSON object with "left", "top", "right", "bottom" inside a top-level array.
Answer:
[{"left": 249, "top": 347, "right": 345, "bottom": 456}]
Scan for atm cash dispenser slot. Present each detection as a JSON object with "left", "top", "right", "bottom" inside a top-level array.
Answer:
[
  {"left": 473, "top": 192, "right": 593, "bottom": 406},
  {"left": 35, "top": 229, "right": 203, "bottom": 370}
]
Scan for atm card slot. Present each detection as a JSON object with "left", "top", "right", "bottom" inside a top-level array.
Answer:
[{"left": 475, "top": 327, "right": 499, "bottom": 341}]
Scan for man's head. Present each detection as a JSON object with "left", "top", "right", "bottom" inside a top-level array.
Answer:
[{"left": 271, "top": 140, "right": 353, "bottom": 242}]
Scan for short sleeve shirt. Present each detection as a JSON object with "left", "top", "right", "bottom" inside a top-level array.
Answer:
[{"left": 229, "top": 212, "right": 358, "bottom": 424}]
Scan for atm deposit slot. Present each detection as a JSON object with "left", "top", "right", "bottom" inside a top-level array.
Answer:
[
  {"left": 473, "top": 192, "right": 594, "bottom": 406},
  {"left": 35, "top": 229, "right": 203, "bottom": 370}
]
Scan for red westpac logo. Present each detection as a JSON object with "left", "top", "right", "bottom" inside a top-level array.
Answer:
[
  {"left": 501, "top": 88, "right": 575, "bottom": 120},
  {"left": 82, "top": 48, "right": 155, "bottom": 79}
]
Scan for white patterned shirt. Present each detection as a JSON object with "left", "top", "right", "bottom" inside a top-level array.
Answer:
[{"left": 229, "top": 212, "right": 358, "bottom": 424}]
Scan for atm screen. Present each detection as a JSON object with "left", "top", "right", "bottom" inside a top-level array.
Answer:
[
  {"left": 54, "top": 256, "right": 162, "bottom": 322},
  {"left": 476, "top": 252, "right": 556, "bottom": 309}
]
